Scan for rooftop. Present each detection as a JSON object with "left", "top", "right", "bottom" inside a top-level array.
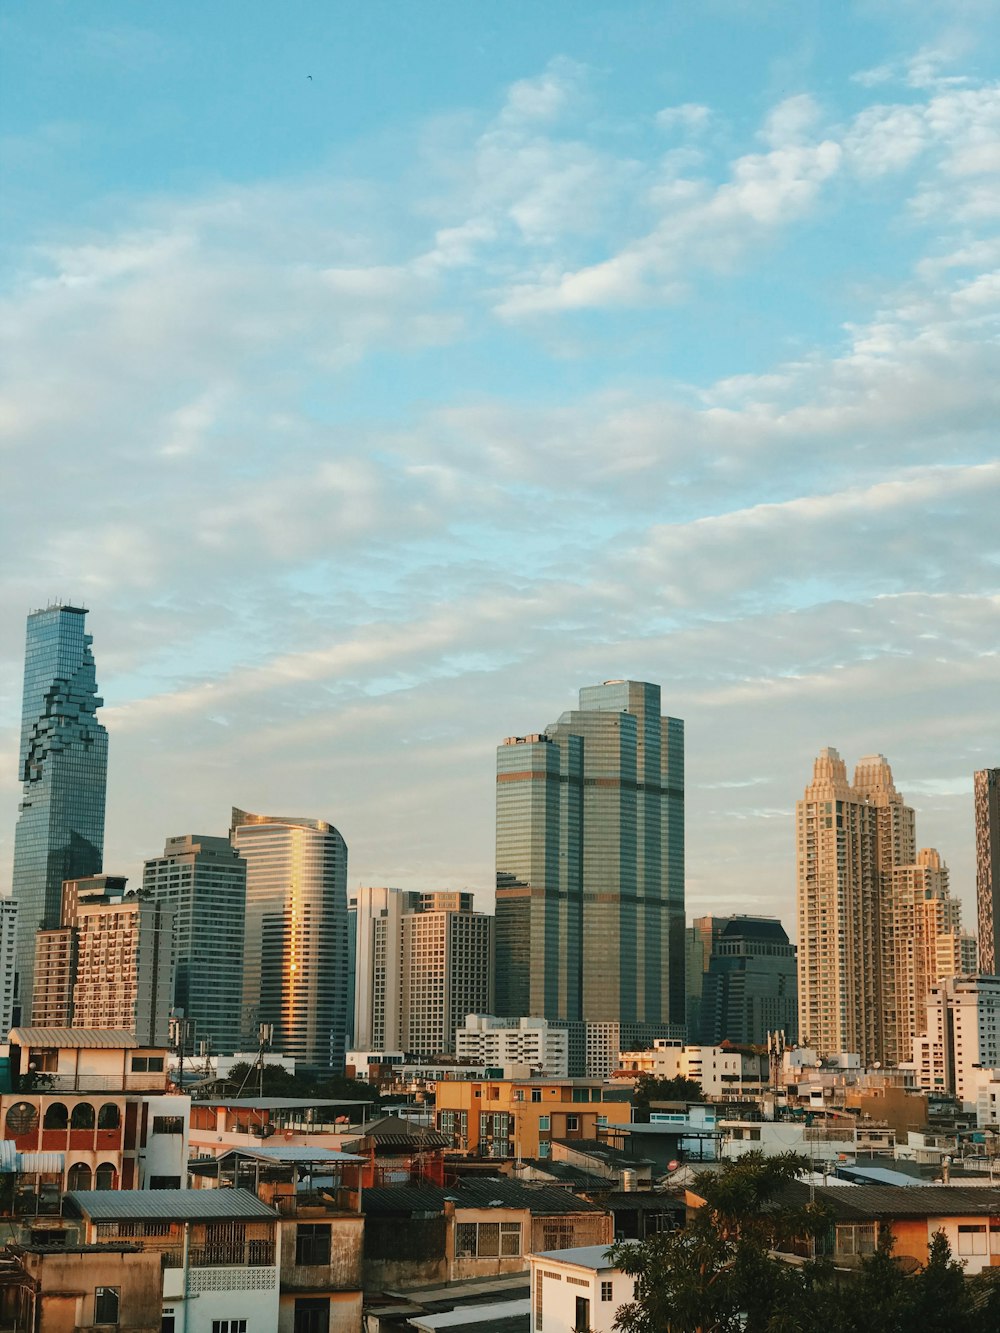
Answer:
[
  {"left": 65, "top": 1187, "right": 277, "bottom": 1223},
  {"left": 362, "top": 1178, "right": 608, "bottom": 1218},
  {"left": 8, "top": 1028, "right": 139, "bottom": 1049},
  {"left": 530, "top": 1244, "right": 616, "bottom": 1271}
]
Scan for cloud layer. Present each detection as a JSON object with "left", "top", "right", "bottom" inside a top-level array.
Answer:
[{"left": 2, "top": 34, "right": 998, "bottom": 938}]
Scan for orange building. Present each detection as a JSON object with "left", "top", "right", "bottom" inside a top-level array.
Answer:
[{"left": 435, "top": 1077, "right": 633, "bottom": 1159}]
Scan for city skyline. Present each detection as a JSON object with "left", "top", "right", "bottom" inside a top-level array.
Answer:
[{"left": 2, "top": 3, "right": 999, "bottom": 935}]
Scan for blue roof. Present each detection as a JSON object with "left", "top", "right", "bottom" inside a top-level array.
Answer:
[{"left": 65, "top": 1188, "right": 277, "bottom": 1222}]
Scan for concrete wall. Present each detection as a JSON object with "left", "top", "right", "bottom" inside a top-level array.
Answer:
[
  {"left": 26, "top": 1247, "right": 162, "bottom": 1332},
  {"left": 363, "top": 1214, "right": 448, "bottom": 1289},
  {"left": 278, "top": 1212, "right": 364, "bottom": 1292}
]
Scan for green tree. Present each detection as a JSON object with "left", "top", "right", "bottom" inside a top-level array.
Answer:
[
  {"left": 610, "top": 1152, "right": 832, "bottom": 1333},
  {"left": 631, "top": 1073, "right": 704, "bottom": 1118}
]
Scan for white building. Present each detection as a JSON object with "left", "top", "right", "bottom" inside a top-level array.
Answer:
[
  {"left": 0, "top": 897, "right": 16, "bottom": 1032},
  {"left": 617, "top": 1040, "right": 767, "bottom": 1099},
  {"left": 457, "top": 1014, "right": 569, "bottom": 1077},
  {"left": 529, "top": 1244, "right": 630, "bottom": 1333},
  {"left": 912, "top": 974, "right": 1000, "bottom": 1109}
]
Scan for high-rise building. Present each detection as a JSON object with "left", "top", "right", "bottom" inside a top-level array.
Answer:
[
  {"left": 0, "top": 899, "right": 17, "bottom": 1034},
  {"left": 888, "top": 849, "right": 975, "bottom": 1070},
  {"left": 231, "top": 808, "right": 349, "bottom": 1071},
  {"left": 689, "top": 915, "right": 798, "bottom": 1047},
  {"left": 350, "top": 886, "right": 419, "bottom": 1051},
  {"left": 31, "top": 874, "right": 173, "bottom": 1045},
  {"left": 913, "top": 974, "right": 1000, "bottom": 1109},
  {"left": 495, "top": 680, "right": 684, "bottom": 1028},
  {"left": 975, "top": 769, "right": 1000, "bottom": 973},
  {"left": 796, "top": 750, "right": 914, "bottom": 1064},
  {"left": 142, "top": 835, "right": 247, "bottom": 1055},
  {"left": 352, "top": 887, "right": 493, "bottom": 1056},
  {"left": 11, "top": 605, "right": 108, "bottom": 1007}
]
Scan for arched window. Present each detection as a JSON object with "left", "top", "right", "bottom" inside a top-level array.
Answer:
[
  {"left": 42, "top": 1103, "right": 68, "bottom": 1130},
  {"left": 97, "top": 1103, "right": 121, "bottom": 1130},
  {"left": 95, "top": 1162, "right": 118, "bottom": 1191},
  {"left": 5, "top": 1102, "right": 39, "bottom": 1136},
  {"left": 70, "top": 1102, "right": 95, "bottom": 1130},
  {"left": 67, "top": 1162, "right": 92, "bottom": 1190}
]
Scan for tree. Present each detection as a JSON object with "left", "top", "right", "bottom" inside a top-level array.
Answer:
[
  {"left": 631, "top": 1073, "right": 704, "bottom": 1117},
  {"left": 609, "top": 1152, "right": 832, "bottom": 1333}
]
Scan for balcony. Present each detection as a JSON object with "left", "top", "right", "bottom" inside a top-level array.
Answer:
[{"left": 162, "top": 1239, "right": 275, "bottom": 1269}]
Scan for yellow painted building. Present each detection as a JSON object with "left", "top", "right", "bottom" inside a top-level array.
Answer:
[{"left": 435, "top": 1078, "right": 633, "bottom": 1159}]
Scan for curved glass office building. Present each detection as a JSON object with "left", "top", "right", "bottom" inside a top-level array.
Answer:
[{"left": 11, "top": 605, "right": 108, "bottom": 1008}]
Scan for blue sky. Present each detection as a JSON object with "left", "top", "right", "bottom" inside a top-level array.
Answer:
[{"left": 1, "top": 1, "right": 999, "bottom": 931}]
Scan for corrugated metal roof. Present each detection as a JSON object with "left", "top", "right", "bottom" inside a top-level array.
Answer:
[
  {"left": 219, "top": 1145, "right": 366, "bottom": 1164},
  {"left": 779, "top": 1181, "right": 1000, "bottom": 1219},
  {"left": 8, "top": 1027, "right": 138, "bottom": 1049},
  {"left": 363, "top": 1178, "right": 607, "bottom": 1217},
  {"left": 65, "top": 1188, "right": 277, "bottom": 1222},
  {"left": 0, "top": 1142, "right": 16, "bottom": 1172},
  {"left": 18, "top": 1152, "right": 65, "bottom": 1174},
  {"left": 201, "top": 1097, "right": 369, "bottom": 1109},
  {"left": 529, "top": 1244, "right": 616, "bottom": 1270}
]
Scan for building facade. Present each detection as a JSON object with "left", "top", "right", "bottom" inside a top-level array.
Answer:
[
  {"left": 975, "top": 768, "right": 1000, "bottom": 973},
  {"left": 350, "top": 886, "right": 419, "bottom": 1051},
  {"left": 0, "top": 898, "right": 16, "bottom": 1035},
  {"left": 231, "top": 808, "right": 349, "bottom": 1071},
  {"left": 688, "top": 915, "right": 797, "bottom": 1046},
  {"left": 888, "top": 849, "right": 976, "bottom": 1073},
  {"left": 456, "top": 1014, "right": 570, "bottom": 1077},
  {"left": 11, "top": 605, "right": 108, "bottom": 1008},
  {"left": 912, "top": 975, "right": 1000, "bottom": 1109},
  {"left": 496, "top": 680, "right": 684, "bottom": 1028},
  {"left": 796, "top": 750, "right": 915, "bottom": 1064},
  {"left": 143, "top": 834, "right": 247, "bottom": 1055},
  {"left": 31, "top": 875, "right": 174, "bottom": 1047}
]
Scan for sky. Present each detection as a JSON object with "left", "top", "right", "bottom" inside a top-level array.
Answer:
[{"left": 1, "top": 1, "right": 998, "bottom": 936}]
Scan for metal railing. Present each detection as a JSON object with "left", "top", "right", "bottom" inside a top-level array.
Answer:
[{"left": 161, "top": 1240, "right": 275, "bottom": 1269}]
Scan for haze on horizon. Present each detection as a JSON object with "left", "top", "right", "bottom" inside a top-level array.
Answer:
[{"left": 1, "top": 1, "right": 998, "bottom": 937}]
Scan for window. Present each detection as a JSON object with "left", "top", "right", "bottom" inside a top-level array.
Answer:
[
  {"left": 958, "top": 1225, "right": 988, "bottom": 1256},
  {"left": 29, "top": 1049, "right": 58, "bottom": 1073},
  {"left": 455, "top": 1221, "right": 521, "bottom": 1257},
  {"left": 131, "top": 1056, "right": 165, "bottom": 1073},
  {"left": 531, "top": 1088, "right": 542, "bottom": 1103},
  {"left": 538, "top": 1114, "right": 550, "bottom": 1131},
  {"left": 161, "top": 1314, "right": 175, "bottom": 1333},
  {"left": 150, "top": 1175, "right": 181, "bottom": 1189},
  {"left": 211, "top": 1323, "right": 247, "bottom": 1333},
  {"left": 98, "top": 1104, "right": 121, "bottom": 1130},
  {"left": 574, "top": 1295, "right": 591, "bottom": 1332},
  {"left": 71, "top": 1102, "right": 95, "bottom": 1130},
  {"left": 296, "top": 1223, "right": 331, "bottom": 1266},
  {"left": 535, "top": 1268, "right": 544, "bottom": 1331},
  {"left": 566, "top": 1115, "right": 579, "bottom": 1132},
  {"left": 601, "top": 1280, "right": 614, "bottom": 1301},
  {"left": 293, "top": 1299, "right": 329, "bottom": 1333},
  {"left": 95, "top": 1286, "right": 120, "bottom": 1324},
  {"left": 152, "top": 1116, "right": 184, "bottom": 1134},
  {"left": 43, "top": 1102, "right": 68, "bottom": 1130},
  {"left": 95, "top": 1162, "right": 118, "bottom": 1191}
]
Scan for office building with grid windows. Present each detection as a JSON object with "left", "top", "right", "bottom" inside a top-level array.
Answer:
[
  {"left": 143, "top": 835, "right": 247, "bottom": 1055},
  {"left": 495, "top": 680, "right": 685, "bottom": 1029}
]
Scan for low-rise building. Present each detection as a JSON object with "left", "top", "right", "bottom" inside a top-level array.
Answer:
[
  {"left": 0, "top": 1029, "right": 189, "bottom": 1225},
  {"left": 64, "top": 1188, "right": 280, "bottom": 1333},
  {"left": 435, "top": 1078, "right": 633, "bottom": 1160},
  {"left": 616, "top": 1041, "right": 768, "bottom": 1100},
  {"left": 457, "top": 1015, "right": 570, "bottom": 1078},
  {"left": 529, "top": 1244, "right": 629, "bottom": 1333},
  {"left": 0, "top": 1241, "right": 163, "bottom": 1331},
  {"left": 363, "top": 1178, "right": 613, "bottom": 1290}
]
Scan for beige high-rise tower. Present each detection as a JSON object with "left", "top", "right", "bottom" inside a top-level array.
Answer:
[
  {"left": 888, "top": 849, "right": 975, "bottom": 1067},
  {"left": 796, "top": 750, "right": 914, "bottom": 1063}
]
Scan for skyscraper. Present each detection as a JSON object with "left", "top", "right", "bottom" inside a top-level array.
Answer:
[
  {"left": 690, "top": 915, "right": 798, "bottom": 1047},
  {"left": 496, "top": 679, "right": 684, "bottom": 1027},
  {"left": 11, "top": 605, "right": 108, "bottom": 1007},
  {"left": 975, "top": 769, "right": 1000, "bottom": 973},
  {"left": 143, "top": 835, "right": 248, "bottom": 1055},
  {"left": 231, "top": 808, "right": 348, "bottom": 1071}
]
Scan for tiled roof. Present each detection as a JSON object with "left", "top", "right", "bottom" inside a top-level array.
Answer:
[
  {"left": 362, "top": 1178, "right": 608, "bottom": 1217},
  {"left": 65, "top": 1187, "right": 277, "bottom": 1222},
  {"left": 8, "top": 1027, "right": 138, "bottom": 1048}
]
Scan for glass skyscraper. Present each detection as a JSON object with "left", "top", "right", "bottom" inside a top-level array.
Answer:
[
  {"left": 496, "top": 679, "right": 685, "bottom": 1027},
  {"left": 231, "top": 808, "right": 349, "bottom": 1071},
  {"left": 143, "top": 835, "right": 248, "bottom": 1055},
  {"left": 11, "top": 605, "right": 108, "bottom": 1008}
]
